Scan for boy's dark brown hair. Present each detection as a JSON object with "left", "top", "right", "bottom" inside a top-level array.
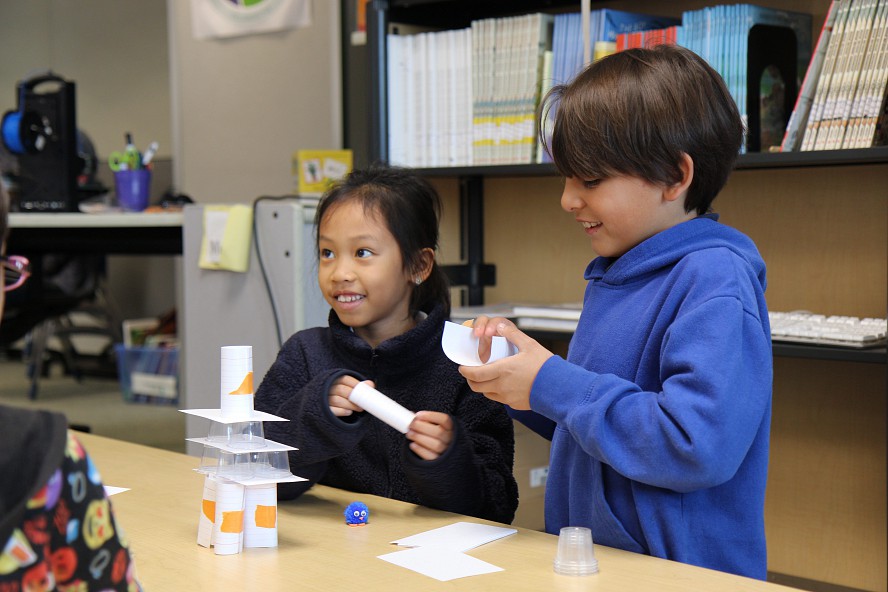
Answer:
[{"left": 539, "top": 44, "right": 743, "bottom": 215}]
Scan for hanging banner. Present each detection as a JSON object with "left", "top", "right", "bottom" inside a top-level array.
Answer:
[{"left": 190, "top": 0, "right": 312, "bottom": 40}]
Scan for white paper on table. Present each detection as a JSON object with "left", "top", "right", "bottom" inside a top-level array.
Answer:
[
  {"left": 103, "top": 486, "right": 130, "bottom": 496},
  {"left": 378, "top": 546, "right": 504, "bottom": 581},
  {"left": 349, "top": 382, "right": 416, "bottom": 434},
  {"left": 441, "top": 321, "right": 518, "bottom": 367},
  {"left": 391, "top": 521, "right": 517, "bottom": 552}
]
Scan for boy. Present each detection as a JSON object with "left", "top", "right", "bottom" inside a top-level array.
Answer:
[
  {"left": 460, "top": 45, "right": 772, "bottom": 580},
  {"left": 0, "top": 187, "right": 141, "bottom": 589}
]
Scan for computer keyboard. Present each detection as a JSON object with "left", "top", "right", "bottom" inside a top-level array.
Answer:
[{"left": 769, "top": 311, "right": 888, "bottom": 348}]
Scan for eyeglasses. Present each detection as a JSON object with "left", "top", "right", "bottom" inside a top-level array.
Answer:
[{"left": 2, "top": 254, "right": 30, "bottom": 292}]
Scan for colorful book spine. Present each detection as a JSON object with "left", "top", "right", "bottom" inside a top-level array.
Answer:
[{"left": 782, "top": 1, "right": 842, "bottom": 151}]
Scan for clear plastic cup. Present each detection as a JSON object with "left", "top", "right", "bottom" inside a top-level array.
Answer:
[
  {"left": 216, "top": 450, "right": 254, "bottom": 480},
  {"left": 197, "top": 446, "right": 221, "bottom": 474},
  {"left": 250, "top": 450, "right": 292, "bottom": 479},
  {"left": 553, "top": 526, "right": 599, "bottom": 576},
  {"left": 207, "top": 420, "right": 266, "bottom": 449}
]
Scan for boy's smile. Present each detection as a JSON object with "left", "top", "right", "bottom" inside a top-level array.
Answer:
[{"left": 561, "top": 159, "right": 695, "bottom": 258}]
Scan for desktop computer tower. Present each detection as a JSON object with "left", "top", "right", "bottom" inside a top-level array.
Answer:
[{"left": 3, "top": 74, "right": 79, "bottom": 212}]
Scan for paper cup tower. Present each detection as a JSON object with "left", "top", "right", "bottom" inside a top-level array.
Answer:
[{"left": 181, "top": 345, "right": 306, "bottom": 555}]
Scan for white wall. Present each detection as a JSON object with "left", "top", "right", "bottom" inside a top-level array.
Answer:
[
  {"left": 166, "top": 0, "right": 342, "bottom": 203},
  {"left": 0, "top": 0, "right": 172, "bottom": 161},
  {"left": 1, "top": 1, "right": 343, "bottom": 320}
]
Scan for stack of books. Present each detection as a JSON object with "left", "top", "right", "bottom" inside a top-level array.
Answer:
[
  {"left": 450, "top": 302, "right": 582, "bottom": 334},
  {"left": 784, "top": 0, "right": 888, "bottom": 151},
  {"left": 386, "top": 8, "right": 678, "bottom": 167},
  {"left": 513, "top": 303, "right": 582, "bottom": 333}
]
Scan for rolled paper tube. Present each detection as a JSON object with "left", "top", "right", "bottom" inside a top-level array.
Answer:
[
  {"left": 197, "top": 475, "right": 217, "bottom": 548},
  {"left": 348, "top": 382, "right": 416, "bottom": 434},
  {"left": 244, "top": 483, "right": 278, "bottom": 549},
  {"left": 212, "top": 479, "right": 246, "bottom": 555},
  {"left": 220, "top": 346, "right": 254, "bottom": 418}
]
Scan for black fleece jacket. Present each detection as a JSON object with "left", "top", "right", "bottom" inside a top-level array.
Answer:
[{"left": 254, "top": 303, "right": 518, "bottom": 524}]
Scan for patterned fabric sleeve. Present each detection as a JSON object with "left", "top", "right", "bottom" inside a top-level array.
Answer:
[{"left": 0, "top": 432, "right": 141, "bottom": 591}]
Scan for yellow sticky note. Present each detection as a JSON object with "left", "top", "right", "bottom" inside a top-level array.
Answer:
[{"left": 199, "top": 205, "right": 253, "bottom": 272}]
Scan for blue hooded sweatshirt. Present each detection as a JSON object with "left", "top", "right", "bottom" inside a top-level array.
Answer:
[{"left": 514, "top": 214, "right": 772, "bottom": 579}]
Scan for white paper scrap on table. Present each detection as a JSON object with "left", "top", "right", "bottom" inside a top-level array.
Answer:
[
  {"left": 391, "top": 521, "right": 517, "bottom": 552},
  {"left": 441, "top": 321, "right": 518, "bottom": 366},
  {"left": 103, "top": 486, "right": 130, "bottom": 496},
  {"left": 378, "top": 546, "right": 504, "bottom": 581},
  {"left": 349, "top": 382, "right": 416, "bottom": 434}
]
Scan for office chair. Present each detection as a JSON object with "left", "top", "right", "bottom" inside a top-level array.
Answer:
[{"left": 1, "top": 253, "right": 121, "bottom": 399}]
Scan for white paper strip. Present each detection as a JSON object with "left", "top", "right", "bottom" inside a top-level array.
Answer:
[
  {"left": 197, "top": 475, "right": 217, "bottom": 548},
  {"left": 212, "top": 479, "right": 246, "bottom": 555},
  {"left": 391, "top": 522, "right": 518, "bottom": 552},
  {"left": 349, "top": 382, "right": 416, "bottom": 434},
  {"left": 378, "top": 547, "right": 504, "bottom": 581}
]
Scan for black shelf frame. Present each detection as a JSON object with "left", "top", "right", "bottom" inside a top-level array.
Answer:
[
  {"left": 410, "top": 145, "right": 888, "bottom": 177},
  {"left": 524, "top": 330, "right": 887, "bottom": 364},
  {"left": 366, "top": 0, "right": 888, "bottom": 366}
]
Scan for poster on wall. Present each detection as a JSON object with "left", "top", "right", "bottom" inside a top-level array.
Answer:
[{"left": 190, "top": 0, "right": 312, "bottom": 40}]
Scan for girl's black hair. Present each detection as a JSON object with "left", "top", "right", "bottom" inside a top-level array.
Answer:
[{"left": 314, "top": 164, "right": 451, "bottom": 316}]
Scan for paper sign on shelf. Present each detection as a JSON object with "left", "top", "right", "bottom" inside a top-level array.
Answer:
[{"left": 293, "top": 149, "right": 353, "bottom": 196}]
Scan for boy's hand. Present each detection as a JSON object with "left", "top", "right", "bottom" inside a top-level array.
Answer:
[
  {"left": 459, "top": 321, "right": 554, "bottom": 410},
  {"left": 406, "top": 411, "right": 454, "bottom": 460},
  {"left": 329, "top": 376, "right": 372, "bottom": 417},
  {"left": 469, "top": 315, "right": 513, "bottom": 363}
]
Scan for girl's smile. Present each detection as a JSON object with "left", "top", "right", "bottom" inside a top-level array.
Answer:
[{"left": 318, "top": 200, "right": 417, "bottom": 348}]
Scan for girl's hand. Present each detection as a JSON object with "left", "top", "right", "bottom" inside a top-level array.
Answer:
[
  {"left": 406, "top": 411, "right": 454, "bottom": 461},
  {"left": 329, "top": 376, "right": 372, "bottom": 417}
]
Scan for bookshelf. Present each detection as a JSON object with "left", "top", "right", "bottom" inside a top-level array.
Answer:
[{"left": 361, "top": 1, "right": 887, "bottom": 590}]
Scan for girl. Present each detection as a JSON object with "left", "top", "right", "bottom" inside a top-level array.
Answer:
[{"left": 254, "top": 165, "right": 518, "bottom": 524}]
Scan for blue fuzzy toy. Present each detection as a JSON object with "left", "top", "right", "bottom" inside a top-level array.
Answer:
[{"left": 344, "top": 501, "right": 370, "bottom": 527}]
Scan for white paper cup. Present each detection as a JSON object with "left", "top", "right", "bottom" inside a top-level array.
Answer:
[{"left": 554, "top": 526, "right": 599, "bottom": 576}]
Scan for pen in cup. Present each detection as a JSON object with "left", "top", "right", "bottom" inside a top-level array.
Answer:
[{"left": 142, "top": 141, "right": 159, "bottom": 168}]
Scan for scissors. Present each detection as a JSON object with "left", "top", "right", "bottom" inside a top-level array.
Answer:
[
  {"left": 108, "top": 149, "right": 141, "bottom": 171},
  {"left": 109, "top": 132, "right": 142, "bottom": 171}
]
